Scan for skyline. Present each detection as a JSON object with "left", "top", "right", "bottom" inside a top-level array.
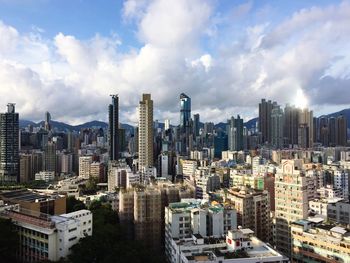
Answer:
[{"left": 1, "top": 0, "right": 350, "bottom": 125}]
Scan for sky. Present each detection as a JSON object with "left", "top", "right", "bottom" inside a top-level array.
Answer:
[{"left": 0, "top": 0, "right": 350, "bottom": 125}]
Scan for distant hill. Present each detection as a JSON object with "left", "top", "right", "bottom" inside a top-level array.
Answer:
[{"left": 19, "top": 119, "right": 134, "bottom": 132}]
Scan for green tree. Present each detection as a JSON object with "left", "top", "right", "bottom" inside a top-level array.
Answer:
[
  {"left": 0, "top": 218, "right": 19, "bottom": 262},
  {"left": 66, "top": 196, "right": 87, "bottom": 213}
]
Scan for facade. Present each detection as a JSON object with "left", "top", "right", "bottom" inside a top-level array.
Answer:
[
  {"left": 1, "top": 208, "right": 92, "bottom": 262},
  {"left": 108, "top": 94, "right": 119, "bottom": 160},
  {"left": 35, "top": 171, "right": 55, "bottom": 182},
  {"left": 43, "top": 141, "right": 57, "bottom": 174},
  {"left": 275, "top": 159, "right": 308, "bottom": 257},
  {"left": 327, "top": 200, "right": 350, "bottom": 225},
  {"left": 259, "top": 99, "right": 276, "bottom": 144},
  {"left": 0, "top": 103, "right": 19, "bottom": 183},
  {"left": 20, "top": 154, "right": 33, "bottom": 183},
  {"left": 226, "top": 188, "right": 271, "bottom": 242},
  {"left": 291, "top": 219, "right": 350, "bottom": 262},
  {"left": 138, "top": 94, "right": 154, "bottom": 170},
  {"left": 271, "top": 106, "right": 284, "bottom": 149}
]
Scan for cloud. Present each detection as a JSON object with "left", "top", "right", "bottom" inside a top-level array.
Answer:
[{"left": 0, "top": 0, "right": 350, "bottom": 126}]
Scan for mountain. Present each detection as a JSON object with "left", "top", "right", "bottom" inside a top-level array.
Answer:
[
  {"left": 214, "top": 117, "right": 258, "bottom": 130},
  {"left": 19, "top": 119, "right": 134, "bottom": 132}
]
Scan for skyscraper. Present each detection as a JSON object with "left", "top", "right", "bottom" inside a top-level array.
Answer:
[
  {"left": 227, "top": 115, "right": 244, "bottom": 151},
  {"left": 138, "top": 94, "right": 154, "bottom": 170},
  {"left": 44, "top": 111, "right": 51, "bottom": 131},
  {"left": 271, "top": 106, "right": 284, "bottom": 149},
  {"left": 284, "top": 104, "right": 299, "bottom": 147},
  {"left": 193, "top": 113, "right": 200, "bottom": 137},
  {"left": 0, "top": 103, "right": 19, "bottom": 183},
  {"left": 43, "top": 141, "right": 57, "bottom": 174},
  {"left": 180, "top": 93, "right": 191, "bottom": 130},
  {"left": 109, "top": 95, "right": 119, "bottom": 160},
  {"left": 259, "top": 99, "right": 275, "bottom": 144},
  {"left": 298, "top": 108, "right": 313, "bottom": 148},
  {"left": 337, "top": 115, "right": 347, "bottom": 146}
]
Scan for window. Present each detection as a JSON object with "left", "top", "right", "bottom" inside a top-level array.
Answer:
[{"left": 69, "top": 237, "right": 77, "bottom": 242}]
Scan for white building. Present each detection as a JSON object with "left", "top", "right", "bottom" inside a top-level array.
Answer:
[
  {"left": 1, "top": 208, "right": 92, "bottom": 262},
  {"left": 35, "top": 171, "right": 55, "bottom": 182},
  {"left": 167, "top": 228, "right": 287, "bottom": 263}
]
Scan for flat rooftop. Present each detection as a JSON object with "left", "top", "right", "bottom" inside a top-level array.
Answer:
[{"left": 0, "top": 190, "right": 62, "bottom": 202}]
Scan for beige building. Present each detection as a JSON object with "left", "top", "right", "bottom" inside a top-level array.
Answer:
[
  {"left": 275, "top": 159, "right": 308, "bottom": 257},
  {"left": 226, "top": 187, "right": 271, "bottom": 242},
  {"left": 90, "top": 162, "right": 104, "bottom": 182},
  {"left": 20, "top": 154, "right": 32, "bottom": 183},
  {"left": 291, "top": 219, "right": 350, "bottom": 262},
  {"left": 138, "top": 94, "right": 153, "bottom": 171},
  {"left": 78, "top": 156, "right": 92, "bottom": 179}
]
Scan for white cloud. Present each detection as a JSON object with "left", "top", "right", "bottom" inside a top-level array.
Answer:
[{"left": 0, "top": 0, "right": 350, "bottom": 125}]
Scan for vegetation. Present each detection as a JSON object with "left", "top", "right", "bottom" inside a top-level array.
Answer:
[
  {"left": 66, "top": 196, "right": 87, "bottom": 213},
  {"left": 0, "top": 218, "right": 19, "bottom": 262},
  {"left": 80, "top": 177, "right": 99, "bottom": 195},
  {"left": 68, "top": 200, "right": 165, "bottom": 263}
]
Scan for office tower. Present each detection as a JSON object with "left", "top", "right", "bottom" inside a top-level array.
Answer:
[
  {"left": 214, "top": 131, "right": 228, "bottom": 158},
  {"left": 337, "top": 115, "right": 347, "bottom": 146},
  {"left": 67, "top": 131, "right": 74, "bottom": 151},
  {"left": 298, "top": 108, "right": 313, "bottom": 147},
  {"left": 179, "top": 93, "right": 191, "bottom": 154},
  {"left": 0, "top": 103, "right": 19, "bottom": 183},
  {"left": 227, "top": 188, "right": 271, "bottom": 242},
  {"left": 193, "top": 113, "right": 200, "bottom": 136},
  {"left": 180, "top": 93, "right": 191, "bottom": 130},
  {"left": 329, "top": 117, "right": 336, "bottom": 146},
  {"left": 43, "top": 141, "right": 57, "bottom": 174},
  {"left": 319, "top": 117, "right": 329, "bottom": 146},
  {"left": 284, "top": 104, "right": 299, "bottom": 147},
  {"left": 79, "top": 156, "right": 92, "bottom": 179},
  {"left": 259, "top": 99, "right": 276, "bottom": 144},
  {"left": 275, "top": 159, "right": 308, "bottom": 257},
  {"left": 44, "top": 111, "right": 51, "bottom": 131},
  {"left": 313, "top": 117, "right": 319, "bottom": 143},
  {"left": 164, "top": 119, "right": 170, "bottom": 130},
  {"left": 61, "top": 153, "right": 73, "bottom": 174},
  {"left": 271, "top": 106, "right": 284, "bottom": 149},
  {"left": 227, "top": 115, "right": 243, "bottom": 151},
  {"left": 108, "top": 94, "right": 119, "bottom": 161},
  {"left": 138, "top": 94, "right": 154, "bottom": 170}
]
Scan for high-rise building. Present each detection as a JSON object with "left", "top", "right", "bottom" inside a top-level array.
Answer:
[
  {"left": 259, "top": 99, "right": 276, "bottom": 144},
  {"left": 79, "top": 156, "right": 92, "bottom": 179},
  {"left": 164, "top": 119, "right": 170, "bottom": 130},
  {"left": 226, "top": 188, "right": 271, "bottom": 242},
  {"left": 193, "top": 113, "right": 200, "bottom": 137},
  {"left": 108, "top": 95, "right": 119, "bottom": 160},
  {"left": 0, "top": 103, "right": 19, "bottom": 183},
  {"left": 43, "top": 141, "right": 57, "bottom": 174},
  {"left": 275, "top": 159, "right": 308, "bottom": 257},
  {"left": 298, "top": 123, "right": 309, "bottom": 148},
  {"left": 44, "top": 111, "right": 51, "bottom": 131},
  {"left": 336, "top": 115, "right": 347, "bottom": 146},
  {"left": 298, "top": 108, "right": 313, "bottom": 147},
  {"left": 329, "top": 117, "right": 337, "bottom": 146},
  {"left": 19, "top": 154, "right": 32, "bottom": 183},
  {"left": 319, "top": 117, "right": 329, "bottom": 146},
  {"left": 227, "top": 115, "right": 243, "bottom": 151},
  {"left": 138, "top": 94, "right": 154, "bottom": 170},
  {"left": 284, "top": 104, "right": 299, "bottom": 147},
  {"left": 271, "top": 106, "right": 284, "bottom": 149},
  {"left": 180, "top": 93, "right": 191, "bottom": 130}
]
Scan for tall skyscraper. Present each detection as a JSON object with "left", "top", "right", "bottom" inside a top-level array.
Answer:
[
  {"left": 319, "top": 117, "right": 329, "bottom": 146},
  {"left": 179, "top": 93, "right": 191, "bottom": 129},
  {"left": 43, "top": 141, "right": 57, "bottom": 174},
  {"left": 259, "top": 99, "right": 276, "bottom": 144},
  {"left": 0, "top": 103, "right": 19, "bottom": 183},
  {"left": 44, "top": 111, "right": 51, "bottom": 131},
  {"left": 271, "top": 106, "right": 284, "bottom": 149},
  {"left": 298, "top": 108, "right": 313, "bottom": 148},
  {"left": 328, "top": 117, "right": 336, "bottom": 146},
  {"left": 337, "top": 115, "right": 348, "bottom": 146},
  {"left": 284, "top": 104, "right": 299, "bottom": 147},
  {"left": 193, "top": 113, "right": 200, "bottom": 137},
  {"left": 227, "top": 115, "right": 244, "bottom": 151},
  {"left": 108, "top": 95, "right": 119, "bottom": 160},
  {"left": 138, "top": 94, "right": 154, "bottom": 170}
]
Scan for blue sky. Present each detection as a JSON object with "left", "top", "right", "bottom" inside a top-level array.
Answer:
[{"left": 0, "top": 0, "right": 349, "bottom": 124}]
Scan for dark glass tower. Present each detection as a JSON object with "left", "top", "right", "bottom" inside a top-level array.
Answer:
[
  {"left": 180, "top": 93, "right": 191, "bottom": 130},
  {"left": 0, "top": 103, "right": 19, "bottom": 183},
  {"left": 109, "top": 95, "right": 119, "bottom": 160}
]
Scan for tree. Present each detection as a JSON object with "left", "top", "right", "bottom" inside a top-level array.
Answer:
[
  {"left": 0, "top": 218, "right": 19, "bottom": 262},
  {"left": 68, "top": 201, "right": 165, "bottom": 263},
  {"left": 66, "top": 196, "right": 86, "bottom": 213}
]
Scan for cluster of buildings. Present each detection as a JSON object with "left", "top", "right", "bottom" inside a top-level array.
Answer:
[{"left": 0, "top": 93, "right": 349, "bottom": 262}]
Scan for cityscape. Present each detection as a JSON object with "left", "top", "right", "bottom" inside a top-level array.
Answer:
[{"left": 1, "top": 1, "right": 350, "bottom": 263}]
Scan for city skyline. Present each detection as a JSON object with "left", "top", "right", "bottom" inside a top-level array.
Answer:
[{"left": 0, "top": 0, "right": 350, "bottom": 125}]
